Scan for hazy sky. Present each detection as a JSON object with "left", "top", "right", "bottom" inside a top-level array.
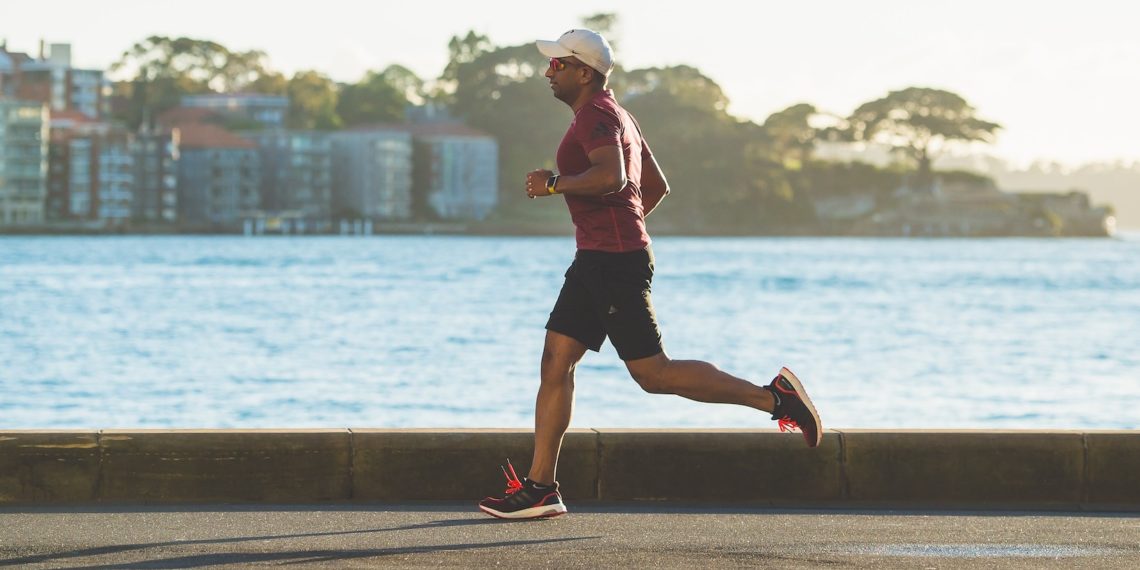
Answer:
[{"left": 5, "top": 0, "right": 1139, "bottom": 166}]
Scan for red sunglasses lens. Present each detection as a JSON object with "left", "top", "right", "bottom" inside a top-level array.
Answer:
[{"left": 549, "top": 58, "right": 565, "bottom": 71}]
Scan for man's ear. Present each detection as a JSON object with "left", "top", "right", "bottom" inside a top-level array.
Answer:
[{"left": 579, "top": 67, "right": 593, "bottom": 85}]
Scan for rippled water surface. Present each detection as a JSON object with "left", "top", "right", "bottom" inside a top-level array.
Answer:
[{"left": 1, "top": 235, "right": 1137, "bottom": 429}]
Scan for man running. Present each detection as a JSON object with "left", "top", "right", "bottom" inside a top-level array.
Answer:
[{"left": 479, "top": 29, "right": 822, "bottom": 520}]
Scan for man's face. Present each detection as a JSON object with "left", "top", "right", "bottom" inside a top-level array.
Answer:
[{"left": 545, "top": 56, "right": 589, "bottom": 104}]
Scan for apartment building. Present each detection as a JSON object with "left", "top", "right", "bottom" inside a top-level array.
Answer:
[
  {"left": 408, "top": 123, "right": 498, "bottom": 221},
  {"left": 244, "top": 130, "right": 331, "bottom": 221},
  {"left": 175, "top": 123, "right": 260, "bottom": 227},
  {"left": 330, "top": 128, "right": 414, "bottom": 220},
  {"left": 0, "top": 99, "right": 48, "bottom": 225}
]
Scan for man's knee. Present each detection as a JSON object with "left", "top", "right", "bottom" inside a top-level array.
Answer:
[
  {"left": 628, "top": 359, "right": 671, "bottom": 394},
  {"left": 541, "top": 358, "right": 576, "bottom": 386},
  {"left": 541, "top": 335, "right": 585, "bottom": 384}
]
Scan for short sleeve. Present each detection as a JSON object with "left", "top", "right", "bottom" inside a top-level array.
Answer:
[
  {"left": 573, "top": 105, "right": 622, "bottom": 154},
  {"left": 641, "top": 138, "right": 653, "bottom": 160}
]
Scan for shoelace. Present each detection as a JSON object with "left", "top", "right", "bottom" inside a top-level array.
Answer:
[
  {"left": 777, "top": 416, "right": 800, "bottom": 433},
  {"left": 499, "top": 459, "right": 524, "bottom": 495},
  {"left": 770, "top": 374, "right": 801, "bottom": 434}
]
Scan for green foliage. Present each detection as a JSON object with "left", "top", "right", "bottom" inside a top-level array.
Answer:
[
  {"left": 937, "top": 169, "right": 996, "bottom": 188},
  {"left": 449, "top": 42, "right": 568, "bottom": 211},
  {"left": 435, "top": 31, "right": 494, "bottom": 106},
  {"left": 379, "top": 64, "right": 426, "bottom": 105},
  {"left": 763, "top": 103, "right": 819, "bottom": 168},
  {"left": 110, "top": 36, "right": 280, "bottom": 128},
  {"left": 615, "top": 66, "right": 766, "bottom": 229},
  {"left": 245, "top": 71, "right": 287, "bottom": 96},
  {"left": 798, "top": 160, "right": 903, "bottom": 197},
  {"left": 580, "top": 13, "right": 621, "bottom": 50},
  {"left": 1041, "top": 208, "right": 1064, "bottom": 236},
  {"left": 581, "top": 13, "right": 619, "bottom": 35},
  {"left": 102, "top": 30, "right": 1024, "bottom": 235},
  {"left": 615, "top": 65, "right": 730, "bottom": 113},
  {"left": 287, "top": 71, "right": 341, "bottom": 130},
  {"left": 847, "top": 87, "right": 1001, "bottom": 181},
  {"left": 337, "top": 70, "right": 408, "bottom": 126}
]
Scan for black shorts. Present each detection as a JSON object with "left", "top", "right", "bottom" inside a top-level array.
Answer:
[{"left": 546, "top": 246, "right": 664, "bottom": 361}]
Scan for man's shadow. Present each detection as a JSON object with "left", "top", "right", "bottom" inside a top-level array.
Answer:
[{"left": 0, "top": 517, "right": 599, "bottom": 569}]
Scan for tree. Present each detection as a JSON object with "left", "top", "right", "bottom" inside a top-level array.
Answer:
[
  {"left": 286, "top": 71, "right": 341, "bottom": 130},
  {"left": 448, "top": 42, "right": 566, "bottom": 216},
  {"left": 245, "top": 71, "right": 287, "bottom": 96},
  {"left": 441, "top": 32, "right": 822, "bottom": 231},
  {"left": 581, "top": 13, "right": 620, "bottom": 49},
  {"left": 446, "top": 46, "right": 803, "bottom": 230},
  {"left": 847, "top": 87, "right": 1001, "bottom": 185},
  {"left": 616, "top": 65, "right": 730, "bottom": 113},
  {"left": 214, "top": 48, "right": 279, "bottom": 93},
  {"left": 378, "top": 64, "right": 426, "bottom": 105},
  {"left": 582, "top": 12, "right": 619, "bottom": 34},
  {"left": 438, "top": 31, "right": 494, "bottom": 90},
  {"left": 110, "top": 36, "right": 283, "bottom": 128},
  {"left": 763, "top": 103, "right": 820, "bottom": 169},
  {"left": 616, "top": 66, "right": 779, "bottom": 229},
  {"left": 337, "top": 70, "right": 407, "bottom": 126}
]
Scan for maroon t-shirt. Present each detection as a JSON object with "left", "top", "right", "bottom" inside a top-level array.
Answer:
[{"left": 556, "top": 90, "right": 653, "bottom": 253}]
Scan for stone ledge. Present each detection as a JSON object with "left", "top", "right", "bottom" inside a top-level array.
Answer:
[
  {"left": 0, "top": 429, "right": 1136, "bottom": 508},
  {"left": 97, "top": 430, "right": 351, "bottom": 503},
  {"left": 839, "top": 429, "right": 1086, "bottom": 509}
]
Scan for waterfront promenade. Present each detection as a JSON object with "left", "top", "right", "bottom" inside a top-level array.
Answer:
[
  {"left": 3, "top": 429, "right": 1139, "bottom": 567},
  {"left": 2, "top": 504, "right": 1138, "bottom": 568}
]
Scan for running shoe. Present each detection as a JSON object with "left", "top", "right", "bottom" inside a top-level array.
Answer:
[
  {"left": 766, "top": 367, "right": 823, "bottom": 447},
  {"left": 478, "top": 459, "right": 568, "bottom": 519}
]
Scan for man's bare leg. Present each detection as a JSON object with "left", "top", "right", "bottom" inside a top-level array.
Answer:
[
  {"left": 528, "top": 330, "right": 588, "bottom": 485},
  {"left": 624, "top": 352, "right": 777, "bottom": 412}
]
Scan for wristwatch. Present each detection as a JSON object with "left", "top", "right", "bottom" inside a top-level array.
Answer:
[{"left": 546, "top": 175, "right": 560, "bottom": 195}]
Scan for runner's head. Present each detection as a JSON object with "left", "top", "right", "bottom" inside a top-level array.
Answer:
[{"left": 537, "top": 29, "right": 613, "bottom": 102}]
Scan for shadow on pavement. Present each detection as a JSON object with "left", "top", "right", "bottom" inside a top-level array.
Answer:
[
  {"left": 44, "top": 537, "right": 598, "bottom": 570},
  {"left": 0, "top": 517, "right": 586, "bottom": 568},
  {"left": 5, "top": 503, "right": 1137, "bottom": 518}
]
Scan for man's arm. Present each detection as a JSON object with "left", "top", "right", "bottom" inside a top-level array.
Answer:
[
  {"left": 640, "top": 152, "right": 670, "bottom": 216},
  {"left": 525, "top": 146, "right": 625, "bottom": 199}
]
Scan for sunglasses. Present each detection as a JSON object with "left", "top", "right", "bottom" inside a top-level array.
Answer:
[{"left": 548, "top": 57, "right": 583, "bottom": 72}]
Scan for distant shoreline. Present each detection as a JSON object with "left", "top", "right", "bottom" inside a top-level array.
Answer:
[{"left": 0, "top": 222, "right": 1124, "bottom": 238}]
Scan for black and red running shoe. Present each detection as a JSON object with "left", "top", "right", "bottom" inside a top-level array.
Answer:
[
  {"left": 766, "top": 367, "right": 823, "bottom": 448},
  {"left": 478, "top": 459, "right": 567, "bottom": 520}
]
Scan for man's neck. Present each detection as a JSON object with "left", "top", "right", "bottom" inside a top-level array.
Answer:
[{"left": 569, "top": 86, "right": 606, "bottom": 113}]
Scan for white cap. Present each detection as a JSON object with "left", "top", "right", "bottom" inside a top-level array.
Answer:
[{"left": 536, "top": 29, "right": 614, "bottom": 77}]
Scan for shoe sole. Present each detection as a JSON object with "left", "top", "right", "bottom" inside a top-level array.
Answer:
[
  {"left": 779, "top": 367, "right": 823, "bottom": 448},
  {"left": 479, "top": 503, "right": 568, "bottom": 520}
]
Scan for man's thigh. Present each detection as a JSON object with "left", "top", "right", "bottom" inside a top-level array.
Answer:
[
  {"left": 542, "top": 329, "right": 589, "bottom": 372},
  {"left": 601, "top": 263, "right": 664, "bottom": 362},
  {"left": 546, "top": 265, "right": 606, "bottom": 352}
]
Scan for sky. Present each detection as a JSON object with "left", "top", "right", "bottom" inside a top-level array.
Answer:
[{"left": 5, "top": 0, "right": 1140, "bottom": 167}]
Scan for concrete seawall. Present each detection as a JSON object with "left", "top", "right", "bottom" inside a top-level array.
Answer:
[{"left": 1, "top": 429, "right": 1136, "bottom": 509}]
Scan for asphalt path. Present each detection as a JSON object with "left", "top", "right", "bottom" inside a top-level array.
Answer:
[{"left": 1, "top": 504, "right": 1138, "bottom": 568}]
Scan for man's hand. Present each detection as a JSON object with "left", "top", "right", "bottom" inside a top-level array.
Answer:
[{"left": 525, "top": 169, "right": 554, "bottom": 199}]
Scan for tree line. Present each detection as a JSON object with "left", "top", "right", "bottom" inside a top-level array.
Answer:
[{"left": 109, "top": 14, "right": 1001, "bottom": 231}]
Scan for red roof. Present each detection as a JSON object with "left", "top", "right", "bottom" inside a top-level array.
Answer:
[
  {"left": 345, "top": 122, "right": 491, "bottom": 138},
  {"left": 404, "top": 123, "right": 492, "bottom": 138},
  {"left": 49, "top": 109, "right": 97, "bottom": 123},
  {"left": 157, "top": 107, "right": 220, "bottom": 128},
  {"left": 49, "top": 110, "right": 100, "bottom": 134},
  {"left": 0, "top": 48, "right": 35, "bottom": 64},
  {"left": 174, "top": 123, "right": 257, "bottom": 149},
  {"left": 343, "top": 122, "right": 408, "bottom": 133}
]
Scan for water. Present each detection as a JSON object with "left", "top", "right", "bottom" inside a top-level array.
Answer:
[{"left": 1, "top": 235, "right": 1137, "bottom": 430}]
